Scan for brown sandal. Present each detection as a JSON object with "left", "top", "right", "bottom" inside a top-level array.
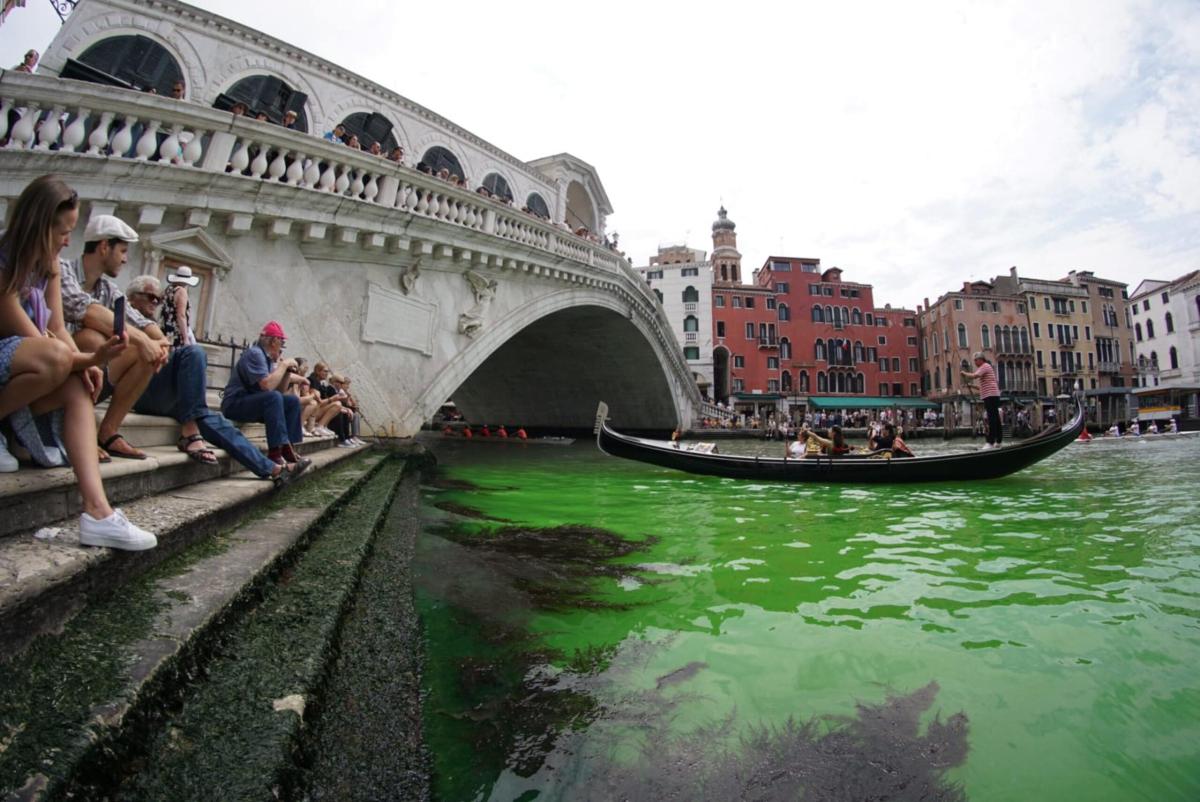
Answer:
[{"left": 177, "top": 434, "right": 218, "bottom": 465}]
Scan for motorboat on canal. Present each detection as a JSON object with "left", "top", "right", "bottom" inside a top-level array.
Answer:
[{"left": 594, "top": 397, "right": 1085, "bottom": 483}]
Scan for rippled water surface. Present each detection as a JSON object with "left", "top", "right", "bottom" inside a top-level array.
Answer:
[{"left": 414, "top": 434, "right": 1200, "bottom": 801}]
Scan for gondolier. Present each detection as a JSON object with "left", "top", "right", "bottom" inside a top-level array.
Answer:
[{"left": 962, "top": 352, "right": 1002, "bottom": 450}]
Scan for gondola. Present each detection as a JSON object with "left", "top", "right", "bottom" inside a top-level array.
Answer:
[{"left": 593, "top": 396, "right": 1085, "bottom": 483}]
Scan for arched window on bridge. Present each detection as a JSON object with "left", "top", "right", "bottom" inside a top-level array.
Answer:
[
  {"left": 682, "top": 285, "right": 700, "bottom": 303},
  {"left": 338, "top": 112, "right": 397, "bottom": 151},
  {"left": 812, "top": 305, "right": 823, "bottom": 323},
  {"left": 526, "top": 193, "right": 551, "bottom": 220},
  {"left": 957, "top": 323, "right": 968, "bottom": 349},
  {"left": 215, "top": 75, "right": 309, "bottom": 130},
  {"left": 66, "top": 34, "right": 184, "bottom": 97},
  {"left": 817, "top": 371, "right": 828, "bottom": 392},
  {"left": 683, "top": 315, "right": 699, "bottom": 332},
  {"left": 981, "top": 325, "right": 991, "bottom": 349},
  {"left": 815, "top": 340, "right": 827, "bottom": 361},
  {"left": 778, "top": 303, "right": 790, "bottom": 322},
  {"left": 421, "top": 146, "right": 465, "bottom": 180},
  {"left": 481, "top": 173, "right": 513, "bottom": 202}
]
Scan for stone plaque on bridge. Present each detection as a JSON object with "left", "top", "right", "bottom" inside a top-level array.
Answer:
[{"left": 361, "top": 283, "right": 437, "bottom": 356}]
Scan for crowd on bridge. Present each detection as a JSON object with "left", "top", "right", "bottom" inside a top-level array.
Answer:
[{"left": 0, "top": 174, "right": 367, "bottom": 552}]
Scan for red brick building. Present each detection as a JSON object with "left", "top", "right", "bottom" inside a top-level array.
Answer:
[{"left": 707, "top": 209, "right": 923, "bottom": 420}]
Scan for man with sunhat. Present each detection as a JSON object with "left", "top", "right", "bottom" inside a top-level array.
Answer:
[
  {"left": 60, "top": 214, "right": 169, "bottom": 460},
  {"left": 221, "top": 321, "right": 311, "bottom": 473}
]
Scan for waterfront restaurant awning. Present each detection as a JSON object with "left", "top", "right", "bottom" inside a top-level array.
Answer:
[{"left": 806, "top": 396, "right": 938, "bottom": 410}]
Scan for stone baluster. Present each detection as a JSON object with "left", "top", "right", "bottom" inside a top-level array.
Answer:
[
  {"left": 60, "top": 108, "right": 90, "bottom": 152},
  {"left": 35, "top": 105, "right": 64, "bottom": 149},
  {"left": 415, "top": 188, "right": 429, "bottom": 215},
  {"left": 287, "top": 153, "right": 306, "bottom": 185},
  {"left": 248, "top": 145, "right": 269, "bottom": 178},
  {"left": 181, "top": 130, "right": 205, "bottom": 166},
  {"left": 109, "top": 115, "right": 136, "bottom": 157},
  {"left": 0, "top": 98, "right": 11, "bottom": 141},
  {"left": 464, "top": 204, "right": 476, "bottom": 229},
  {"left": 7, "top": 103, "right": 39, "bottom": 148},
  {"left": 350, "top": 169, "right": 365, "bottom": 198},
  {"left": 318, "top": 160, "right": 337, "bottom": 191},
  {"left": 428, "top": 192, "right": 442, "bottom": 217},
  {"left": 363, "top": 173, "right": 380, "bottom": 203},
  {"left": 334, "top": 165, "right": 351, "bottom": 195},
  {"left": 159, "top": 124, "right": 183, "bottom": 163},
  {"left": 454, "top": 201, "right": 466, "bottom": 225},
  {"left": 229, "top": 138, "right": 252, "bottom": 173},
  {"left": 302, "top": 157, "right": 321, "bottom": 188},
  {"left": 268, "top": 149, "right": 288, "bottom": 181},
  {"left": 134, "top": 120, "right": 160, "bottom": 160}
]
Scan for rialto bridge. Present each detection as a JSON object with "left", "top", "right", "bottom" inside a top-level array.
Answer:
[{"left": 0, "top": 0, "right": 708, "bottom": 435}]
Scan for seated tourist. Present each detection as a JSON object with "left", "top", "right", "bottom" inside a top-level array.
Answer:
[
  {"left": 333, "top": 374, "right": 365, "bottom": 445},
  {"left": 220, "top": 321, "right": 311, "bottom": 474},
  {"left": 306, "top": 361, "right": 343, "bottom": 436},
  {"left": 127, "top": 276, "right": 297, "bottom": 485},
  {"left": 0, "top": 175, "right": 155, "bottom": 549},
  {"left": 58, "top": 216, "right": 169, "bottom": 461},
  {"left": 802, "top": 425, "right": 851, "bottom": 457},
  {"left": 871, "top": 423, "right": 914, "bottom": 457}
]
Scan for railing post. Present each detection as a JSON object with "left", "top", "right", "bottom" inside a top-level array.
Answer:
[{"left": 201, "top": 130, "right": 237, "bottom": 172}]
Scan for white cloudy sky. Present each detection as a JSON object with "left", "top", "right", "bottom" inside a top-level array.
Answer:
[{"left": 4, "top": 0, "right": 1198, "bottom": 309}]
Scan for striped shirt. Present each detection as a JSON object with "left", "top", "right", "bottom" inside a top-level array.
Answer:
[
  {"left": 971, "top": 361, "right": 1000, "bottom": 399},
  {"left": 60, "top": 258, "right": 155, "bottom": 334}
]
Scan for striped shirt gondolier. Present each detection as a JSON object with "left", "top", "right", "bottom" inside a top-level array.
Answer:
[{"left": 972, "top": 362, "right": 1000, "bottom": 399}]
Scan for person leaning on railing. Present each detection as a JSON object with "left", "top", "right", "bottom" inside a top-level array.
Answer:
[{"left": 0, "top": 175, "right": 156, "bottom": 550}]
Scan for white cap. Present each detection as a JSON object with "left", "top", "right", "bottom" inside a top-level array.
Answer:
[{"left": 84, "top": 215, "right": 139, "bottom": 243}]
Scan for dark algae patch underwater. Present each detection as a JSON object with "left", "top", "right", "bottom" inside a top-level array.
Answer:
[{"left": 416, "top": 468, "right": 969, "bottom": 801}]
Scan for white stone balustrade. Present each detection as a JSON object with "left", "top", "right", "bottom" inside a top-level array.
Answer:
[{"left": 0, "top": 72, "right": 637, "bottom": 287}]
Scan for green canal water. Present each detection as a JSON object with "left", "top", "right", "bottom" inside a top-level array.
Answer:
[{"left": 414, "top": 434, "right": 1200, "bottom": 802}]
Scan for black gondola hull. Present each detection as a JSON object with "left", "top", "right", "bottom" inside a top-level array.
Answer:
[{"left": 595, "top": 401, "right": 1084, "bottom": 483}]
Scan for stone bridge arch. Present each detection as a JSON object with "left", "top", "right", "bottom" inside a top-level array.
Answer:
[{"left": 411, "top": 289, "right": 687, "bottom": 433}]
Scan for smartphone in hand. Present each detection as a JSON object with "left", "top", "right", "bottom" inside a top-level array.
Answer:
[{"left": 112, "top": 296, "right": 126, "bottom": 340}]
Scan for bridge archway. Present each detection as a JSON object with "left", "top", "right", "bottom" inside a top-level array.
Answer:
[
  {"left": 565, "top": 180, "right": 597, "bottom": 234},
  {"left": 413, "top": 292, "right": 689, "bottom": 433}
]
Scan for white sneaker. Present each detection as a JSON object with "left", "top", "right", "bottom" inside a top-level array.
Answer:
[
  {"left": 0, "top": 432, "right": 18, "bottom": 473},
  {"left": 79, "top": 508, "right": 157, "bottom": 551},
  {"left": 337, "top": 439, "right": 356, "bottom": 448}
]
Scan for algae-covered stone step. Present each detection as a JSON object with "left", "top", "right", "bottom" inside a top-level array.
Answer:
[
  {"left": 0, "top": 428, "right": 341, "bottom": 542},
  {"left": 0, "top": 442, "right": 372, "bottom": 663},
  {"left": 0, "top": 450, "right": 395, "bottom": 802},
  {"left": 76, "top": 457, "right": 411, "bottom": 802}
]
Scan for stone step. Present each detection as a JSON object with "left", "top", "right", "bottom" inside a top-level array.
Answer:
[
  {"left": 0, "top": 441, "right": 377, "bottom": 662},
  {"left": 0, "top": 449, "right": 405, "bottom": 800},
  {"left": 0, "top": 429, "right": 341, "bottom": 542},
  {"left": 93, "top": 406, "right": 266, "bottom": 449}
]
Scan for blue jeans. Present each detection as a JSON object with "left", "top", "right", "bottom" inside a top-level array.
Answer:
[
  {"left": 135, "top": 345, "right": 278, "bottom": 479},
  {"left": 222, "top": 390, "right": 303, "bottom": 450}
]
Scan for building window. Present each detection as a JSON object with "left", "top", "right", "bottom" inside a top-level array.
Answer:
[
  {"left": 978, "top": 301, "right": 987, "bottom": 312},
  {"left": 981, "top": 325, "right": 991, "bottom": 349},
  {"left": 733, "top": 355, "right": 745, "bottom": 368},
  {"left": 683, "top": 315, "right": 699, "bottom": 332},
  {"left": 767, "top": 357, "right": 779, "bottom": 370},
  {"left": 878, "top": 336, "right": 887, "bottom": 345},
  {"left": 684, "top": 346, "right": 699, "bottom": 360},
  {"left": 799, "top": 371, "right": 810, "bottom": 392},
  {"left": 775, "top": 282, "right": 790, "bottom": 292},
  {"left": 851, "top": 308, "right": 864, "bottom": 325},
  {"left": 526, "top": 193, "right": 550, "bottom": 219},
  {"left": 682, "top": 285, "right": 700, "bottom": 303},
  {"left": 909, "top": 357, "right": 918, "bottom": 372},
  {"left": 481, "top": 173, "right": 514, "bottom": 202},
  {"left": 1033, "top": 322, "right": 1040, "bottom": 338},
  {"left": 766, "top": 297, "right": 777, "bottom": 310},
  {"left": 715, "top": 295, "right": 726, "bottom": 308},
  {"left": 778, "top": 304, "right": 790, "bottom": 322},
  {"left": 1165, "top": 312, "right": 1174, "bottom": 333},
  {"left": 72, "top": 34, "right": 187, "bottom": 99},
  {"left": 745, "top": 323, "right": 755, "bottom": 339},
  {"left": 1161, "top": 291, "right": 1169, "bottom": 304},
  {"left": 780, "top": 338, "right": 792, "bottom": 359},
  {"left": 1143, "top": 299, "right": 1150, "bottom": 311},
  {"left": 421, "top": 146, "right": 466, "bottom": 180},
  {"left": 767, "top": 379, "right": 780, "bottom": 392},
  {"left": 732, "top": 297, "right": 742, "bottom": 308},
  {"left": 957, "top": 323, "right": 967, "bottom": 348},
  {"left": 681, "top": 267, "right": 699, "bottom": 277},
  {"left": 954, "top": 299, "right": 964, "bottom": 310},
  {"left": 1170, "top": 346, "right": 1178, "bottom": 369},
  {"left": 815, "top": 341, "right": 827, "bottom": 361},
  {"left": 745, "top": 297, "right": 756, "bottom": 309},
  {"left": 866, "top": 313, "right": 875, "bottom": 325},
  {"left": 716, "top": 321, "right": 725, "bottom": 338},
  {"left": 812, "top": 306, "right": 824, "bottom": 322},
  {"left": 1146, "top": 320, "right": 1155, "bottom": 338},
  {"left": 733, "top": 378, "right": 745, "bottom": 392}
]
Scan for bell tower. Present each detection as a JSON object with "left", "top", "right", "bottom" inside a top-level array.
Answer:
[{"left": 711, "top": 206, "right": 742, "bottom": 285}]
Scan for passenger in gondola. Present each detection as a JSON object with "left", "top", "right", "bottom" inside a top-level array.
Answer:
[
  {"left": 801, "top": 425, "right": 851, "bottom": 457},
  {"left": 1167, "top": 418, "right": 1178, "bottom": 434},
  {"left": 515, "top": 427, "right": 528, "bottom": 440},
  {"left": 480, "top": 425, "right": 491, "bottom": 437},
  {"left": 496, "top": 425, "right": 508, "bottom": 438},
  {"left": 787, "top": 430, "right": 806, "bottom": 458},
  {"left": 870, "top": 422, "right": 914, "bottom": 457},
  {"left": 1147, "top": 421, "right": 1160, "bottom": 434},
  {"left": 1128, "top": 420, "right": 1140, "bottom": 436},
  {"left": 462, "top": 426, "right": 473, "bottom": 439},
  {"left": 1107, "top": 422, "right": 1121, "bottom": 437}
]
